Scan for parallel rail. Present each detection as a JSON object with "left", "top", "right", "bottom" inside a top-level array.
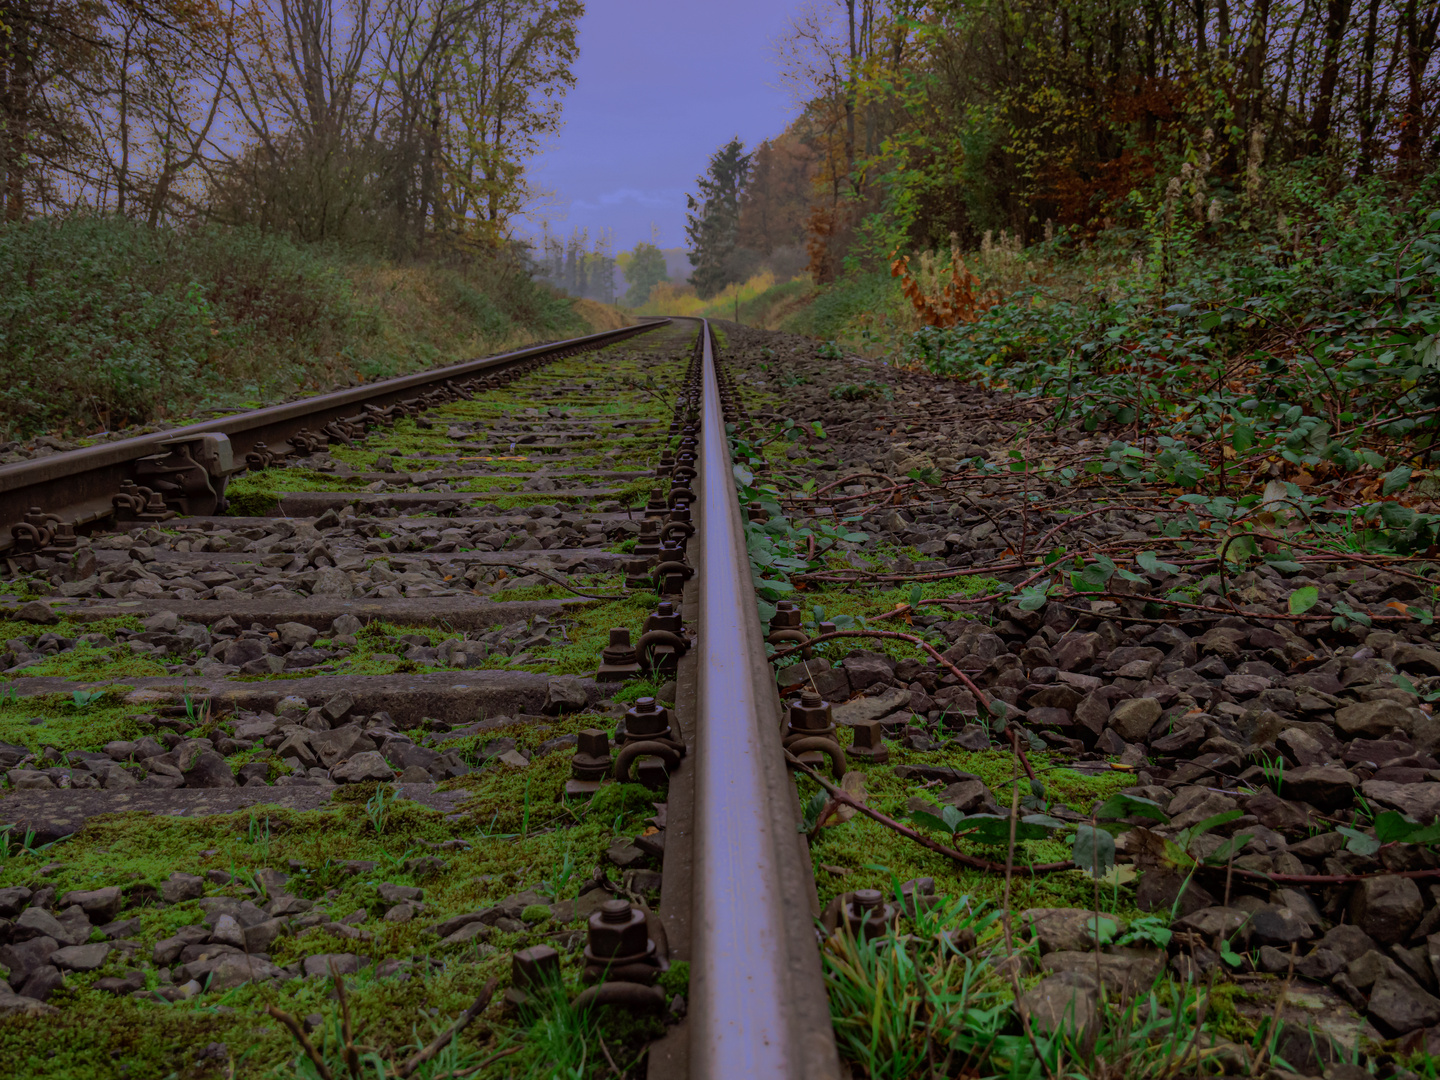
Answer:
[{"left": 0, "top": 320, "right": 660, "bottom": 553}]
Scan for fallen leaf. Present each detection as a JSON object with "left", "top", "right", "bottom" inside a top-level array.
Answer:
[{"left": 835, "top": 771, "right": 868, "bottom": 823}]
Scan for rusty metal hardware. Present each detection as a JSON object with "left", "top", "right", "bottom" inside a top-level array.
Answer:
[
  {"left": 782, "top": 693, "right": 846, "bottom": 778},
  {"left": 512, "top": 944, "right": 560, "bottom": 991},
  {"left": 623, "top": 558, "right": 654, "bottom": 591},
  {"left": 622, "top": 697, "right": 673, "bottom": 743},
  {"left": 614, "top": 739, "right": 682, "bottom": 786},
  {"left": 289, "top": 427, "right": 325, "bottom": 453},
  {"left": 846, "top": 719, "right": 890, "bottom": 765},
  {"left": 668, "top": 483, "right": 694, "bottom": 507},
  {"left": 768, "top": 600, "right": 810, "bottom": 654},
  {"left": 43, "top": 520, "right": 79, "bottom": 553},
  {"left": 132, "top": 435, "right": 232, "bottom": 516},
  {"left": 841, "top": 889, "right": 898, "bottom": 943},
  {"left": 634, "top": 519, "right": 662, "bottom": 560},
  {"left": 10, "top": 507, "right": 59, "bottom": 551},
  {"left": 571, "top": 729, "right": 613, "bottom": 781},
  {"left": 244, "top": 442, "right": 277, "bottom": 471},
  {"left": 135, "top": 489, "right": 175, "bottom": 522},
  {"left": 642, "top": 600, "right": 683, "bottom": 636},
  {"left": 111, "top": 481, "right": 152, "bottom": 520},
  {"left": 771, "top": 600, "right": 802, "bottom": 629},
  {"left": 636, "top": 629, "right": 687, "bottom": 677},
  {"left": 570, "top": 981, "right": 667, "bottom": 1010},
  {"left": 595, "top": 627, "right": 642, "bottom": 682},
  {"left": 643, "top": 488, "right": 669, "bottom": 517},
  {"left": 583, "top": 899, "right": 659, "bottom": 984},
  {"left": 656, "top": 451, "right": 674, "bottom": 478},
  {"left": 747, "top": 505, "right": 768, "bottom": 523},
  {"left": 784, "top": 692, "right": 835, "bottom": 743},
  {"left": 614, "top": 698, "right": 685, "bottom": 787}
]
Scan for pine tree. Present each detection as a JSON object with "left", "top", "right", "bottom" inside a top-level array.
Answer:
[{"left": 685, "top": 138, "right": 752, "bottom": 299}]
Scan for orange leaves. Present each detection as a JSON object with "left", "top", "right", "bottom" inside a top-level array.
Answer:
[{"left": 890, "top": 242, "right": 998, "bottom": 328}]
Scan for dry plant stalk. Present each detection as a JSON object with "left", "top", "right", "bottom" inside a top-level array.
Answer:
[{"left": 890, "top": 236, "right": 998, "bottom": 328}]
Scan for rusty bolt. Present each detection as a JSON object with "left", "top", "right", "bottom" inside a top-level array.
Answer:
[
  {"left": 625, "top": 697, "right": 672, "bottom": 741},
  {"left": 512, "top": 944, "right": 560, "bottom": 991},
  {"left": 772, "top": 600, "right": 802, "bottom": 629},
  {"left": 596, "top": 627, "right": 641, "bottom": 682},
  {"left": 624, "top": 558, "right": 653, "bottom": 590},
  {"left": 586, "top": 899, "right": 649, "bottom": 962},
  {"left": 643, "top": 601, "right": 682, "bottom": 635},
  {"left": 635, "top": 519, "right": 661, "bottom": 558},
  {"left": 847, "top": 719, "right": 890, "bottom": 764},
  {"left": 572, "top": 728, "right": 612, "bottom": 780},
  {"left": 644, "top": 488, "right": 668, "bottom": 516},
  {"left": 844, "top": 889, "right": 897, "bottom": 943},
  {"left": 787, "top": 692, "right": 833, "bottom": 734}
]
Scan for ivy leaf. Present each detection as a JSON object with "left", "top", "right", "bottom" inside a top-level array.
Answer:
[
  {"left": 1288, "top": 585, "right": 1320, "bottom": 614},
  {"left": 733, "top": 463, "right": 754, "bottom": 487}
]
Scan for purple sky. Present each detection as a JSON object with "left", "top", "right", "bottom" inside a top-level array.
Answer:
[{"left": 523, "top": 0, "right": 807, "bottom": 256}]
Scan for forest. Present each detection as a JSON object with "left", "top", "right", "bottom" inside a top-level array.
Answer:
[
  {"left": 0, "top": 0, "right": 594, "bottom": 436},
  {"left": 680, "top": 0, "right": 1439, "bottom": 305}
]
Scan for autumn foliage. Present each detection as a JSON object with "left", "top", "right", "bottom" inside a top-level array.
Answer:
[{"left": 889, "top": 242, "right": 997, "bottom": 328}]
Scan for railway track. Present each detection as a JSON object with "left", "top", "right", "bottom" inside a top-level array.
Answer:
[
  {"left": 0, "top": 318, "right": 841, "bottom": 1078},
  {"left": 4, "top": 309, "right": 1435, "bottom": 1079}
]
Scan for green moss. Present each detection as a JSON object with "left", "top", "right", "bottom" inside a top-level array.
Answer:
[
  {"left": 802, "top": 745, "right": 1138, "bottom": 914},
  {"left": 4, "top": 643, "right": 169, "bottom": 682},
  {"left": 225, "top": 468, "right": 372, "bottom": 515},
  {"left": 0, "top": 691, "right": 145, "bottom": 753}
]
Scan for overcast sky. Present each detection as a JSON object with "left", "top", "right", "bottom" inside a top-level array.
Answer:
[{"left": 522, "top": 0, "right": 809, "bottom": 255}]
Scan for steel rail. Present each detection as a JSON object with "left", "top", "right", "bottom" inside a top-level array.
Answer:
[
  {"left": 689, "top": 320, "right": 840, "bottom": 1079},
  {"left": 0, "top": 320, "right": 663, "bottom": 552}
]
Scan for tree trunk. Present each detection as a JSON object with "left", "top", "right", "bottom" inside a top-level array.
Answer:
[{"left": 1308, "top": 0, "right": 1354, "bottom": 152}]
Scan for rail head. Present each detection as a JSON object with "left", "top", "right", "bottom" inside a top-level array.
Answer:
[{"left": 689, "top": 320, "right": 840, "bottom": 1079}]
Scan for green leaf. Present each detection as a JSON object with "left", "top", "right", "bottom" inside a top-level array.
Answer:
[
  {"left": 1086, "top": 915, "right": 1120, "bottom": 946},
  {"left": 1073, "top": 824, "right": 1116, "bottom": 878},
  {"left": 1288, "top": 586, "right": 1320, "bottom": 615},
  {"left": 1136, "top": 551, "right": 1180, "bottom": 576},
  {"left": 1382, "top": 467, "right": 1413, "bottom": 496},
  {"left": 1336, "top": 825, "right": 1380, "bottom": 856},
  {"left": 953, "top": 814, "right": 1053, "bottom": 844},
  {"left": 1016, "top": 585, "right": 1050, "bottom": 611},
  {"left": 908, "top": 584, "right": 924, "bottom": 608},
  {"left": 1177, "top": 808, "right": 1243, "bottom": 851},
  {"left": 909, "top": 810, "right": 954, "bottom": 835},
  {"left": 1094, "top": 793, "right": 1169, "bottom": 823},
  {"left": 1231, "top": 423, "right": 1254, "bottom": 451},
  {"left": 798, "top": 790, "right": 829, "bottom": 833},
  {"left": 733, "top": 463, "right": 754, "bottom": 487}
]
